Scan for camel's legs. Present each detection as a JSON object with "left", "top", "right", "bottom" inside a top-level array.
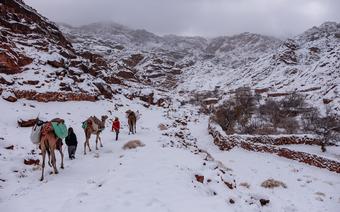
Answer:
[
  {"left": 84, "top": 130, "right": 92, "bottom": 154},
  {"left": 51, "top": 148, "right": 58, "bottom": 174},
  {"left": 59, "top": 148, "right": 64, "bottom": 169},
  {"left": 99, "top": 134, "right": 103, "bottom": 147},
  {"left": 84, "top": 138, "right": 91, "bottom": 154},
  {"left": 128, "top": 121, "right": 132, "bottom": 135},
  {"left": 84, "top": 140, "right": 87, "bottom": 155},
  {"left": 87, "top": 139, "right": 91, "bottom": 152},
  {"left": 95, "top": 134, "right": 99, "bottom": 150},
  {"left": 47, "top": 152, "right": 52, "bottom": 167},
  {"left": 40, "top": 143, "right": 46, "bottom": 181}
]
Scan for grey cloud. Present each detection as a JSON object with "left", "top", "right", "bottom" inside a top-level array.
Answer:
[{"left": 24, "top": 0, "right": 340, "bottom": 37}]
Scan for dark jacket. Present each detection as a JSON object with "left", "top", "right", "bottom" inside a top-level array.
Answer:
[{"left": 65, "top": 133, "right": 77, "bottom": 146}]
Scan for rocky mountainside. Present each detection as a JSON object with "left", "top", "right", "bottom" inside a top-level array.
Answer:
[
  {"left": 0, "top": 0, "right": 127, "bottom": 102},
  {"left": 181, "top": 22, "right": 340, "bottom": 114},
  {"left": 60, "top": 23, "right": 281, "bottom": 88},
  {"left": 60, "top": 21, "right": 340, "bottom": 113},
  {"left": 0, "top": 1, "right": 339, "bottom": 113}
]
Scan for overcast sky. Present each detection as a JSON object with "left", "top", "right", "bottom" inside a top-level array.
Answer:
[{"left": 25, "top": 0, "right": 340, "bottom": 38}]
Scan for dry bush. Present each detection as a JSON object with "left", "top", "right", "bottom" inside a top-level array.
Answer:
[
  {"left": 280, "top": 93, "right": 306, "bottom": 110},
  {"left": 122, "top": 140, "right": 145, "bottom": 150},
  {"left": 259, "top": 99, "right": 281, "bottom": 127},
  {"left": 261, "top": 179, "right": 287, "bottom": 189},
  {"left": 212, "top": 88, "right": 339, "bottom": 137},
  {"left": 239, "top": 182, "right": 250, "bottom": 189},
  {"left": 213, "top": 102, "right": 237, "bottom": 134},
  {"left": 278, "top": 117, "right": 299, "bottom": 134},
  {"left": 213, "top": 87, "right": 256, "bottom": 134},
  {"left": 158, "top": 123, "right": 168, "bottom": 131}
]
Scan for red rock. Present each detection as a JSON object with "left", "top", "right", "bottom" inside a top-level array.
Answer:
[
  {"left": 254, "top": 88, "right": 269, "bottom": 94},
  {"left": 122, "top": 54, "right": 144, "bottom": 68},
  {"left": 47, "top": 60, "right": 65, "bottom": 68},
  {"left": 80, "top": 51, "right": 107, "bottom": 67},
  {"left": 267, "top": 92, "right": 290, "bottom": 97},
  {"left": 13, "top": 90, "right": 97, "bottom": 102},
  {"left": 0, "top": 77, "right": 14, "bottom": 85},
  {"left": 103, "top": 76, "right": 123, "bottom": 85},
  {"left": 195, "top": 175, "right": 204, "bottom": 183},
  {"left": 323, "top": 98, "right": 333, "bottom": 104},
  {"left": 117, "top": 70, "right": 136, "bottom": 80},
  {"left": 23, "top": 80, "right": 39, "bottom": 85},
  {"left": 24, "top": 159, "right": 40, "bottom": 166},
  {"left": 18, "top": 119, "right": 37, "bottom": 127},
  {"left": 94, "top": 82, "right": 114, "bottom": 99},
  {"left": 3, "top": 95, "right": 17, "bottom": 102}
]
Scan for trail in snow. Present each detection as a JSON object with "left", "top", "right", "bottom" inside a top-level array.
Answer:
[{"left": 0, "top": 97, "right": 339, "bottom": 212}]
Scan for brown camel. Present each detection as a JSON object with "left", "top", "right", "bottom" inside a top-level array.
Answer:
[
  {"left": 126, "top": 110, "right": 137, "bottom": 135},
  {"left": 39, "top": 122, "right": 64, "bottom": 181},
  {"left": 83, "top": 115, "right": 108, "bottom": 154}
]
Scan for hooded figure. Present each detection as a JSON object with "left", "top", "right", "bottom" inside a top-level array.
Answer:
[
  {"left": 65, "top": 127, "right": 77, "bottom": 159},
  {"left": 112, "top": 117, "right": 120, "bottom": 141}
]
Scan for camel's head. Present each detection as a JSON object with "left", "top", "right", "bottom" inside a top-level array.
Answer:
[
  {"left": 125, "top": 109, "right": 133, "bottom": 115},
  {"left": 35, "top": 117, "right": 44, "bottom": 127},
  {"left": 101, "top": 115, "right": 108, "bottom": 122}
]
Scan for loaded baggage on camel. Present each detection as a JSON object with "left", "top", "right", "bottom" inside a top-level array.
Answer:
[{"left": 30, "top": 118, "right": 68, "bottom": 146}]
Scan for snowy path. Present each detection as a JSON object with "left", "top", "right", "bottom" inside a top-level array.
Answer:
[
  {"left": 0, "top": 99, "right": 229, "bottom": 212},
  {"left": 0, "top": 98, "right": 339, "bottom": 212}
]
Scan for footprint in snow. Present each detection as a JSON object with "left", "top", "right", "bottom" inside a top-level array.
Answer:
[{"left": 77, "top": 192, "right": 89, "bottom": 197}]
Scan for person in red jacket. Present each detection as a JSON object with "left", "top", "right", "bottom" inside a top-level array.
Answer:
[{"left": 112, "top": 117, "right": 120, "bottom": 141}]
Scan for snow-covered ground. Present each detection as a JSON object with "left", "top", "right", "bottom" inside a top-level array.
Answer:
[{"left": 0, "top": 97, "right": 339, "bottom": 212}]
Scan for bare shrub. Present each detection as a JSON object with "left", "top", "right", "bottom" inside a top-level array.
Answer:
[
  {"left": 213, "top": 87, "right": 257, "bottom": 134},
  {"left": 259, "top": 99, "right": 281, "bottom": 127},
  {"left": 212, "top": 88, "right": 339, "bottom": 138},
  {"left": 242, "top": 119, "right": 266, "bottom": 134},
  {"left": 261, "top": 179, "right": 287, "bottom": 189},
  {"left": 213, "top": 101, "right": 237, "bottom": 134},
  {"left": 309, "top": 112, "right": 340, "bottom": 151},
  {"left": 122, "top": 140, "right": 145, "bottom": 150},
  {"left": 278, "top": 117, "right": 299, "bottom": 134},
  {"left": 280, "top": 93, "right": 306, "bottom": 110},
  {"left": 301, "top": 107, "right": 320, "bottom": 131},
  {"left": 239, "top": 182, "right": 250, "bottom": 188},
  {"left": 158, "top": 123, "right": 168, "bottom": 131}
]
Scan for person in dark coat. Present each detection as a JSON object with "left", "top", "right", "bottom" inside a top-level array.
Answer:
[
  {"left": 65, "top": 127, "right": 77, "bottom": 159},
  {"left": 111, "top": 117, "right": 120, "bottom": 141}
]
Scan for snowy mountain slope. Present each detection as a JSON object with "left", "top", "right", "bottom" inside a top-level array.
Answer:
[
  {"left": 0, "top": 0, "right": 123, "bottom": 100},
  {"left": 178, "top": 22, "right": 340, "bottom": 113},
  {"left": 60, "top": 22, "right": 340, "bottom": 113},
  {"left": 0, "top": 1, "right": 339, "bottom": 211},
  {"left": 60, "top": 23, "right": 280, "bottom": 88},
  {"left": 0, "top": 97, "right": 339, "bottom": 212}
]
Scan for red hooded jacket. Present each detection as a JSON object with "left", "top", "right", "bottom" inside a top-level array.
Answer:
[{"left": 112, "top": 120, "right": 120, "bottom": 132}]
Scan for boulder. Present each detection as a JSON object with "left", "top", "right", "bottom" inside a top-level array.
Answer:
[
  {"left": 18, "top": 119, "right": 37, "bottom": 127},
  {"left": 47, "top": 59, "right": 65, "bottom": 68},
  {"left": 24, "top": 159, "right": 40, "bottom": 166},
  {"left": 195, "top": 175, "right": 204, "bottom": 183},
  {"left": 122, "top": 53, "right": 144, "bottom": 68},
  {"left": 323, "top": 98, "right": 333, "bottom": 104},
  {"left": 117, "top": 70, "right": 136, "bottom": 80},
  {"left": 94, "top": 82, "right": 113, "bottom": 99},
  {"left": 259, "top": 199, "right": 270, "bottom": 206},
  {"left": 5, "top": 145, "right": 14, "bottom": 150}
]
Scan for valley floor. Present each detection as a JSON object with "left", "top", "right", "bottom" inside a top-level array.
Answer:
[{"left": 0, "top": 97, "right": 339, "bottom": 212}]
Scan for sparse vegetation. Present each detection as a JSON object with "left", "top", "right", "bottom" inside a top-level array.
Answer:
[
  {"left": 261, "top": 178, "right": 287, "bottom": 189},
  {"left": 212, "top": 87, "right": 340, "bottom": 151}
]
